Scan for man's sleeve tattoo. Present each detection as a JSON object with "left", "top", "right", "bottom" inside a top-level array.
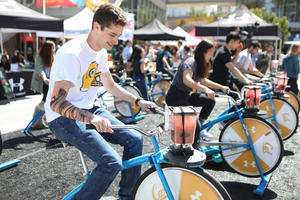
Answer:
[{"left": 50, "top": 88, "right": 93, "bottom": 122}]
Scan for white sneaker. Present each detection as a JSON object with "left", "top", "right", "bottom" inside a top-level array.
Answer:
[{"left": 200, "top": 129, "right": 214, "bottom": 140}]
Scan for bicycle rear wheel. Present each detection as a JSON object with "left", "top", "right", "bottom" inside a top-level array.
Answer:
[
  {"left": 114, "top": 85, "right": 142, "bottom": 118},
  {"left": 132, "top": 163, "right": 231, "bottom": 200},
  {"left": 259, "top": 98, "right": 298, "bottom": 140},
  {"left": 283, "top": 91, "right": 299, "bottom": 113},
  {"left": 150, "top": 80, "right": 170, "bottom": 107},
  {"left": 219, "top": 115, "right": 283, "bottom": 177}
]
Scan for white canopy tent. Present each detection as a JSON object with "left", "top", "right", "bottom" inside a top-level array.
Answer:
[
  {"left": 63, "top": 7, "right": 134, "bottom": 41},
  {"left": 0, "top": 0, "right": 63, "bottom": 54},
  {"left": 173, "top": 27, "right": 201, "bottom": 46}
]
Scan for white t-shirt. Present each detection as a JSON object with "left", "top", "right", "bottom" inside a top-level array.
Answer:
[
  {"left": 45, "top": 35, "right": 109, "bottom": 122},
  {"left": 236, "top": 49, "right": 251, "bottom": 71}
]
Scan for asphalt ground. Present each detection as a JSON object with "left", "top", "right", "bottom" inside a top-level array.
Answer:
[{"left": 0, "top": 95, "right": 300, "bottom": 200}]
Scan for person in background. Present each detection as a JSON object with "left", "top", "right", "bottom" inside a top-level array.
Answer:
[
  {"left": 11, "top": 49, "right": 25, "bottom": 68},
  {"left": 182, "top": 45, "right": 192, "bottom": 59},
  {"left": 256, "top": 43, "right": 275, "bottom": 74},
  {"left": 0, "top": 55, "right": 10, "bottom": 71},
  {"left": 56, "top": 40, "right": 63, "bottom": 52},
  {"left": 251, "top": 50, "right": 260, "bottom": 68},
  {"left": 170, "top": 45, "right": 180, "bottom": 71},
  {"left": 113, "top": 45, "right": 124, "bottom": 67},
  {"left": 277, "top": 49, "right": 286, "bottom": 67},
  {"left": 132, "top": 46, "right": 149, "bottom": 100},
  {"left": 210, "top": 32, "right": 252, "bottom": 92},
  {"left": 177, "top": 39, "right": 184, "bottom": 60},
  {"left": 156, "top": 45, "right": 174, "bottom": 79},
  {"left": 122, "top": 39, "right": 133, "bottom": 64},
  {"left": 143, "top": 41, "right": 156, "bottom": 62},
  {"left": 44, "top": 4, "right": 153, "bottom": 200},
  {"left": 1, "top": 49, "right": 9, "bottom": 60},
  {"left": 235, "top": 41, "right": 264, "bottom": 78},
  {"left": 31, "top": 40, "right": 56, "bottom": 110},
  {"left": 166, "top": 40, "right": 229, "bottom": 145},
  {"left": 282, "top": 43, "right": 300, "bottom": 95}
]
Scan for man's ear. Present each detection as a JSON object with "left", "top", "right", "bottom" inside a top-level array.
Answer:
[{"left": 93, "top": 21, "right": 101, "bottom": 30}]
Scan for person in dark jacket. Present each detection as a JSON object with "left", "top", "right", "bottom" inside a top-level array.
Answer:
[
  {"left": 282, "top": 43, "right": 300, "bottom": 95},
  {"left": 0, "top": 55, "right": 10, "bottom": 71}
]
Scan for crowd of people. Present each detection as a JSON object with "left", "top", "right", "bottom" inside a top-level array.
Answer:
[{"left": 1, "top": 3, "right": 300, "bottom": 200}]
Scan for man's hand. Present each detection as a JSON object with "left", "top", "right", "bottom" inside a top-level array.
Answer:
[
  {"left": 205, "top": 88, "right": 215, "bottom": 99},
  {"left": 245, "top": 79, "right": 253, "bottom": 85},
  {"left": 138, "top": 99, "right": 156, "bottom": 113},
  {"left": 91, "top": 115, "right": 113, "bottom": 134},
  {"left": 220, "top": 86, "right": 230, "bottom": 94}
]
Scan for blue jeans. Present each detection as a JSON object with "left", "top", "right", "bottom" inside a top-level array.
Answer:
[{"left": 48, "top": 106, "right": 143, "bottom": 200}]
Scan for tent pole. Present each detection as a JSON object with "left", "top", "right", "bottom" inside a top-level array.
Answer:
[
  {"left": 36, "top": 36, "right": 39, "bottom": 54},
  {"left": 0, "top": 29, "right": 3, "bottom": 55},
  {"left": 275, "top": 39, "right": 278, "bottom": 60},
  {"left": 279, "top": 39, "right": 282, "bottom": 54}
]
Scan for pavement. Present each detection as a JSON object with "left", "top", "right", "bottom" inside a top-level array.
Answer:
[
  {"left": 0, "top": 92, "right": 300, "bottom": 200},
  {"left": 0, "top": 87, "right": 114, "bottom": 135}
]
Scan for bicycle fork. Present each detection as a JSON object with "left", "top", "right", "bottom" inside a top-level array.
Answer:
[{"left": 151, "top": 153, "right": 175, "bottom": 200}]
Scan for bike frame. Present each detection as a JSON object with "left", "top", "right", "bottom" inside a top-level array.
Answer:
[
  {"left": 62, "top": 125, "right": 203, "bottom": 200},
  {"left": 200, "top": 101, "right": 273, "bottom": 196}
]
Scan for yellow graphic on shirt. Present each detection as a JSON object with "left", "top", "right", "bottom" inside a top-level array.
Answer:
[{"left": 81, "top": 61, "right": 101, "bottom": 91}]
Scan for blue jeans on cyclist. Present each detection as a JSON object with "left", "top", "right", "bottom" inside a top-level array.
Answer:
[
  {"left": 133, "top": 75, "right": 149, "bottom": 100},
  {"left": 166, "top": 85, "right": 216, "bottom": 147},
  {"left": 48, "top": 106, "right": 143, "bottom": 200}
]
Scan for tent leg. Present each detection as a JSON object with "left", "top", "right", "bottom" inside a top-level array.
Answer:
[
  {"left": 275, "top": 39, "right": 278, "bottom": 60},
  {"left": 0, "top": 29, "right": 3, "bottom": 55}
]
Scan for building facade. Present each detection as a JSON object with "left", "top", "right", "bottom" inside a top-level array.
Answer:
[{"left": 166, "top": 0, "right": 237, "bottom": 31}]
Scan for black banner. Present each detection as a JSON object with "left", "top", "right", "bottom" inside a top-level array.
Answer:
[
  {"left": 0, "top": 69, "right": 14, "bottom": 100},
  {"left": 0, "top": 70, "right": 35, "bottom": 99}
]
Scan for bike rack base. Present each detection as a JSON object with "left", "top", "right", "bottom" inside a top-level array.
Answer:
[
  {"left": 123, "top": 114, "right": 146, "bottom": 124},
  {"left": 0, "top": 159, "right": 21, "bottom": 171},
  {"left": 253, "top": 173, "right": 272, "bottom": 196},
  {"left": 22, "top": 110, "right": 43, "bottom": 134}
]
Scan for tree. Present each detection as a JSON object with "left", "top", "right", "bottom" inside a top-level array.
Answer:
[
  {"left": 187, "top": 8, "right": 208, "bottom": 18},
  {"left": 250, "top": 7, "right": 290, "bottom": 44}
]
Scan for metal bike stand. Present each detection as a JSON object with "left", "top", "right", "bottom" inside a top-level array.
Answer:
[
  {"left": 253, "top": 173, "right": 272, "bottom": 196},
  {"left": 22, "top": 110, "right": 43, "bottom": 134},
  {"left": 0, "top": 159, "right": 21, "bottom": 172},
  {"left": 62, "top": 150, "right": 90, "bottom": 200},
  {"left": 201, "top": 140, "right": 274, "bottom": 196}
]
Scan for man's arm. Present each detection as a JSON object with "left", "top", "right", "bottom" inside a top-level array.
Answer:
[
  {"left": 226, "top": 62, "right": 252, "bottom": 84},
  {"left": 162, "top": 57, "right": 172, "bottom": 70},
  {"left": 50, "top": 80, "right": 113, "bottom": 133},
  {"left": 183, "top": 69, "right": 215, "bottom": 99}
]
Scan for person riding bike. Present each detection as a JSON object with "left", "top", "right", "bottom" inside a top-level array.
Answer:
[
  {"left": 44, "top": 4, "right": 153, "bottom": 200},
  {"left": 166, "top": 40, "right": 229, "bottom": 146}
]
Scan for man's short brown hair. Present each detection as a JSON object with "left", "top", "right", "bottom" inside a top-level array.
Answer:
[{"left": 92, "top": 3, "right": 127, "bottom": 30}]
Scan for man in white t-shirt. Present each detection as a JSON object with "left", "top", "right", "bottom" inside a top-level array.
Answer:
[
  {"left": 236, "top": 41, "right": 264, "bottom": 78},
  {"left": 44, "top": 4, "right": 153, "bottom": 200}
]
